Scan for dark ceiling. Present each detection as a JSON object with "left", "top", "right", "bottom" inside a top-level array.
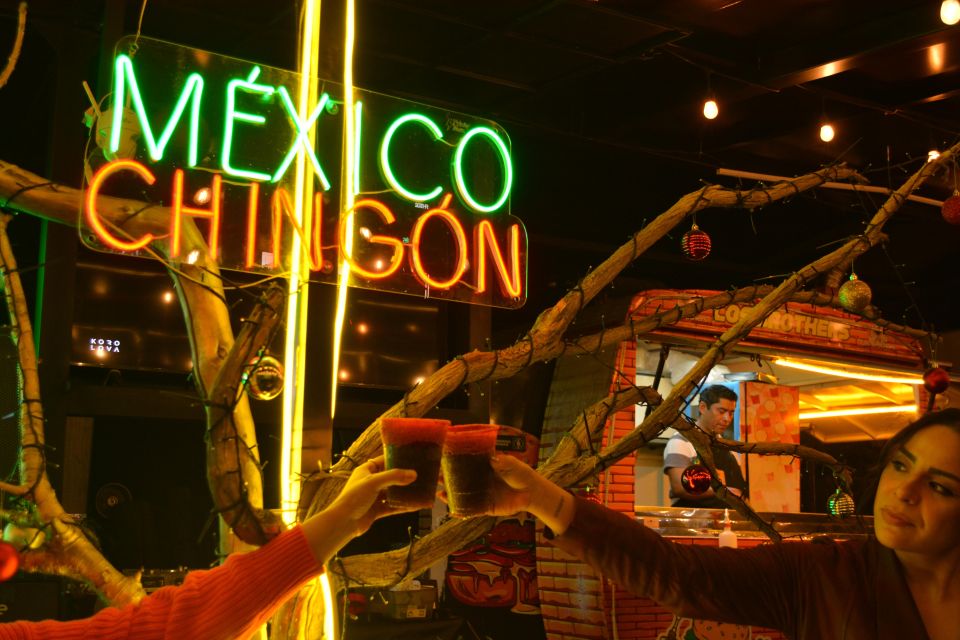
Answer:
[{"left": 4, "top": 0, "right": 960, "bottom": 334}]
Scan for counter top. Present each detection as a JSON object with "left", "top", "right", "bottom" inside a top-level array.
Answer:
[{"left": 634, "top": 506, "right": 874, "bottom": 540}]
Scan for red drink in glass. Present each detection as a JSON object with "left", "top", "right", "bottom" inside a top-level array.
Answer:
[
  {"left": 381, "top": 418, "right": 449, "bottom": 509},
  {"left": 442, "top": 424, "right": 500, "bottom": 517}
]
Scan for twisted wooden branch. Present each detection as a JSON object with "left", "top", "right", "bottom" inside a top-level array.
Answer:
[
  {"left": 572, "top": 141, "right": 960, "bottom": 509},
  {"left": 565, "top": 287, "right": 935, "bottom": 356},
  {"left": 334, "top": 383, "right": 651, "bottom": 585},
  {"left": 0, "top": 2, "right": 26, "bottom": 90},
  {"left": 205, "top": 283, "right": 287, "bottom": 545},
  {"left": 306, "top": 165, "right": 864, "bottom": 516},
  {"left": 0, "top": 214, "right": 145, "bottom": 606},
  {"left": 0, "top": 159, "right": 274, "bottom": 545}
]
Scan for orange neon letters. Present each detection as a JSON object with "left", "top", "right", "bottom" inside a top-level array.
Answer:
[
  {"left": 270, "top": 188, "right": 324, "bottom": 271},
  {"left": 85, "top": 160, "right": 157, "bottom": 251},
  {"left": 474, "top": 219, "right": 523, "bottom": 298},
  {"left": 340, "top": 199, "right": 404, "bottom": 280},
  {"left": 244, "top": 181, "right": 260, "bottom": 268},
  {"left": 171, "top": 170, "right": 222, "bottom": 259},
  {"left": 410, "top": 194, "right": 468, "bottom": 290}
]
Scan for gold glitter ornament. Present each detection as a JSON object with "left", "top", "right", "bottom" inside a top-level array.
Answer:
[{"left": 838, "top": 273, "right": 872, "bottom": 313}]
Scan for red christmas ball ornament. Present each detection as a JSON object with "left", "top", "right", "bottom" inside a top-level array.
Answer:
[
  {"left": 681, "top": 224, "right": 712, "bottom": 261},
  {"left": 680, "top": 464, "right": 713, "bottom": 495},
  {"left": 0, "top": 541, "right": 20, "bottom": 582},
  {"left": 941, "top": 192, "right": 960, "bottom": 225},
  {"left": 923, "top": 366, "right": 951, "bottom": 395}
]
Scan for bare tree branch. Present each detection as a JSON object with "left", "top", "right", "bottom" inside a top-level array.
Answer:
[
  {"left": 0, "top": 2, "right": 26, "bottom": 90},
  {"left": 0, "top": 214, "right": 145, "bottom": 606},
  {"left": 305, "top": 165, "right": 864, "bottom": 515}
]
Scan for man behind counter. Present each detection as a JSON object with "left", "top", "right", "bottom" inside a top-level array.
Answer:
[{"left": 662, "top": 384, "right": 746, "bottom": 508}]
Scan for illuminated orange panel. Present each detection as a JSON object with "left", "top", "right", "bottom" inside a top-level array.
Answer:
[
  {"left": 270, "top": 187, "right": 324, "bottom": 271},
  {"left": 340, "top": 198, "right": 403, "bottom": 280},
  {"left": 244, "top": 181, "right": 261, "bottom": 268},
  {"left": 410, "top": 195, "right": 468, "bottom": 290},
  {"left": 85, "top": 160, "right": 156, "bottom": 252},
  {"left": 474, "top": 219, "right": 522, "bottom": 298},
  {"left": 171, "top": 170, "right": 222, "bottom": 259}
]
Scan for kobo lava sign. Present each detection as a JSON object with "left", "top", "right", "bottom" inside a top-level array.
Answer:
[{"left": 81, "top": 36, "right": 527, "bottom": 308}]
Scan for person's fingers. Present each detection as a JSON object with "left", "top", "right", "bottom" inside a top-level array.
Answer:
[
  {"left": 368, "top": 468, "right": 416, "bottom": 491},
  {"left": 360, "top": 456, "right": 384, "bottom": 476},
  {"left": 490, "top": 455, "right": 532, "bottom": 489}
]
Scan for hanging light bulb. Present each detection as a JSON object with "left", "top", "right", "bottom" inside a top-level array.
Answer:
[
  {"left": 941, "top": 0, "right": 960, "bottom": 25},
  {"left": 703, "top": 98, "right": 719, "bottom": 120},
  {"left": 819, "top": 123, "right": 835, "bottom": 142},
  {"left": 928, "top": 149, "right": 941, "bottom": 163}
]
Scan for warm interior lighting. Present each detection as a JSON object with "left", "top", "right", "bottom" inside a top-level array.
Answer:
[
  {"left": 702, "top": 99, "right": 718, "bottom": 120},
  {"left": 193, "top": 187, "right": 211, "bottom": 205},
  {"left": 942, "top": 0, "right": 960, "bottom": 25},
  {"left": 800, "top": 405, "right": 918, "bottom": 420},
  {"left": 774, "top": 358, "right": 923, "bottom": 385},
  {"left": 819, "top": 123, "right": 835, "bottom": 142},
  {"left": 928, "top": 43, "right": 946, "bottom": 73},
  {"left": 928, "top": 149, "right": 941, "bottom": 162}
]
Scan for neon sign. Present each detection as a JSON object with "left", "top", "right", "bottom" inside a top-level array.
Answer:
[{"left": 82, "top": 36, "right": 527, "bottom": 308}]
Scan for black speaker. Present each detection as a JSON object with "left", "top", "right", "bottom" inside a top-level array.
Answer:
[{"left": 0, "top": 329, "right": 21, "bottom": 482}]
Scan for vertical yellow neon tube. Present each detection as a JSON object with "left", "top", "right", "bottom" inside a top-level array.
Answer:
[
  {"left": 281, "top": 0, "right": 321, "bottom": 529},
  {"left": 331, "top": 0, "right": 357, "bottom": 418}
]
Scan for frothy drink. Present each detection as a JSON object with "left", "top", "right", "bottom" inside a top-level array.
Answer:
[
  {"left": 442, "top": 424, "right": 499, "bottom": 517},
  {"left": 381, "top": 418, "right": 449, "bottom": 509}
]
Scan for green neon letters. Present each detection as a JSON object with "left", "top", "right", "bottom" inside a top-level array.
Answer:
[
  {"left": 111, "top": 54, "right": 204, "bottom": 166},
  {"left": 454, "top": 126, "right": 512, "bottom": 213},
  {"left": 379, "top": 113, "right": 444, "bottom": 202},
  {"left": 352, "top": 101, "right": 363, "bottom": 197},
  {"left": 272, "top": 87, "right": 332, "bottom": 188},
  {"left": 222, "top": 67, "right": 276, "bottom": 182},
  {"left": 106, "top": 54, "right": 513, "bottom": 214}
]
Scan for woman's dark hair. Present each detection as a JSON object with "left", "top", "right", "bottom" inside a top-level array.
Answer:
[{"left": 858, "top": 408, "right": 960, "bottom": 512}]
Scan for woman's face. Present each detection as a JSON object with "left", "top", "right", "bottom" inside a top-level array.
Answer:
[{"left": 873, "top": 425, "right": 960, "bottom": 558}]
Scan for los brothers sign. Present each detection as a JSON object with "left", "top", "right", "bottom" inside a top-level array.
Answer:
[{"left": 82, "top": 36, "right": 527, "bottom": 308}]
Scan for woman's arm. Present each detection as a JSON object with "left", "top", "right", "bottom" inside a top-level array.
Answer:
[
  {"left": 0, "top": 458, "right": 416, "bottom": 640},
  {"left": 487, "top": 455, "right": 806, "bottom": 632}
]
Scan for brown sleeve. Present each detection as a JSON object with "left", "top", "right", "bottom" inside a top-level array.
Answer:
[{"left": 548, "top": 498, "right": 811, "bottom": 632}]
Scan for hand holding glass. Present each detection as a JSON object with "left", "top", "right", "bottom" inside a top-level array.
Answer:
[{"left": 381, "top": 417, "right": 449, "bottom": 509}]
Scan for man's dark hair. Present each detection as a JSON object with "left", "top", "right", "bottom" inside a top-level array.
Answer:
[{"left": 699, "top": 384, "right": 737, "bottom": 408}]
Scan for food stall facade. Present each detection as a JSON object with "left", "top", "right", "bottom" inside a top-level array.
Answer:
[{"left": 534, "top": 289, "right": 927, "bottom": 640}]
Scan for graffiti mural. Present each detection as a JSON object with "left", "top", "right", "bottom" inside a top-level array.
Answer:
[
  {"left": 658, "top": 614, "right": 774, "bottom": 640},
  {"left": 445, "top": 426, "right": 540, "bottom": 614}
]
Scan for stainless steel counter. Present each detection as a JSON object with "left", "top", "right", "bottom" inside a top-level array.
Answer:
[{"left": 635, "top": 506, "right": 874, "bottom": 540}]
